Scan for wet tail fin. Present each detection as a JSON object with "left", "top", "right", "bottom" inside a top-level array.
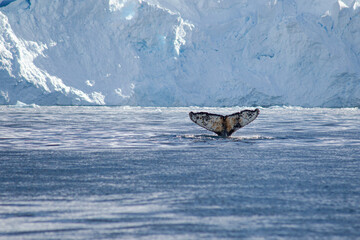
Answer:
[{"left": 189, "top": 109, "right": 259, "bottom": 137}]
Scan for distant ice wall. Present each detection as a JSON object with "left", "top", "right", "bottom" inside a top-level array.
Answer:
[{"left": 0, "top": 0, "right": 359, "bottom": 107}]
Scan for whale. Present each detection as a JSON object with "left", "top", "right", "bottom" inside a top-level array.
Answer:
[{"left": 189, "top": 108, "right": 260, "bottom": 137}]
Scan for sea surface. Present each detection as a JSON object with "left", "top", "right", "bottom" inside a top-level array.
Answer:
[{"left": 0, "top": 106, "right": 359, "bottom": 239}]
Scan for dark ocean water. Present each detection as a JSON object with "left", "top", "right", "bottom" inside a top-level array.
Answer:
[{"left": 0, "top": 106, "right": 359, "bottom": 239}]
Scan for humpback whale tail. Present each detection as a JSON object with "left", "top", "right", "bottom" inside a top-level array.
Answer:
[{"left": 189, "top": 109, "right": 260, "bottom": 137}]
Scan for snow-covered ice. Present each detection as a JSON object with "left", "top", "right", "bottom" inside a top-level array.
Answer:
[{"left": 1, "top": 0, "right": 360, "bottom": 107}]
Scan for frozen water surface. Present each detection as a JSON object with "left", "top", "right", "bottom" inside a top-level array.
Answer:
[{"left": 0, "top": 106, "right": 359, "bottom": 239}]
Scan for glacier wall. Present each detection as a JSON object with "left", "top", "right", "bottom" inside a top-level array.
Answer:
[{"left": 0, "top": 0, "right": 359, "bottom": 107}]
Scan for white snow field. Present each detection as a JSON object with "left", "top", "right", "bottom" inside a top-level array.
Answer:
[{"left": 0, "top": 0, "right": 360, "bottom": 107}]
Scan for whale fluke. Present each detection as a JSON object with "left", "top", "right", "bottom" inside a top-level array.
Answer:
[{"left": 189, "top": 109, "right": 260, "bottom": 137}]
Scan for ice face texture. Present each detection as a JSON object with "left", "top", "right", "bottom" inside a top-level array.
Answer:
[{"left": 0, "top": 0, "right": 359, "bottom": 107}]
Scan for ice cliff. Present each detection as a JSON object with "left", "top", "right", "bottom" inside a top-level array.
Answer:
[{"left": 1, "top": 0, "right": 359, "bottom": 107}]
